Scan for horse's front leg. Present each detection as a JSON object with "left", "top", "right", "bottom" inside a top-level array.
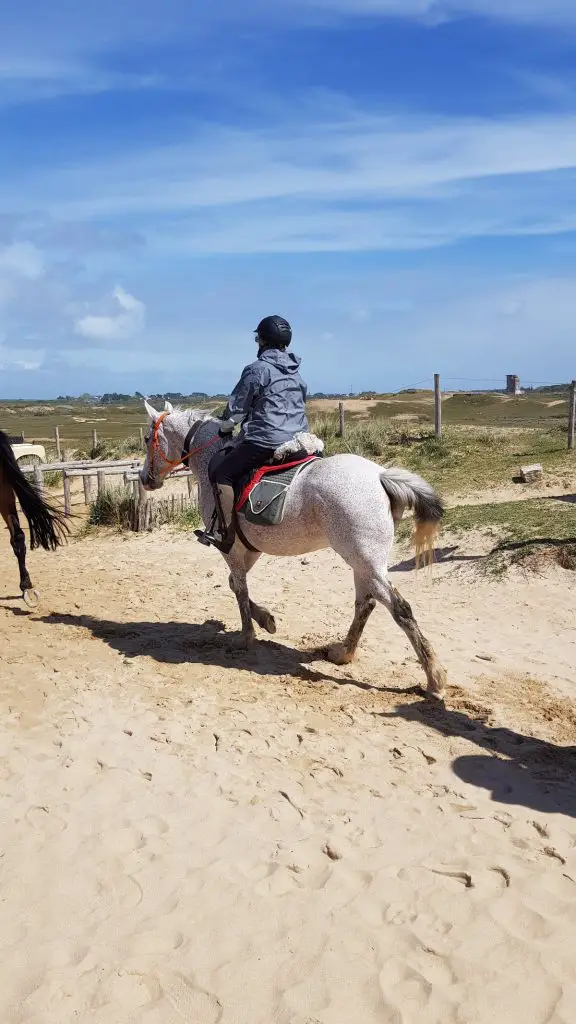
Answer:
[
  {"left": 228, "top": 550, "right": 276, "bottom": 635},
  {"left": 5, "top": 510, "right": 36, "bottom": 604},
  {"left": 225, "top": 552, "right": 257, "bottom": 649}
]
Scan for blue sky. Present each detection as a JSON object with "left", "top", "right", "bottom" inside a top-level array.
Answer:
[{"left": 1, "top": 1, "right": 576, "bottom": 398}]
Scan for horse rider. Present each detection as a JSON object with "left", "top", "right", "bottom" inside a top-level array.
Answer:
[{"left": 197, "top": 315, "right": 308, "bottom": 553}]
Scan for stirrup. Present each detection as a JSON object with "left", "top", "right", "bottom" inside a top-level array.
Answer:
[
  {"left": 194, "top": 526, "right": 235, "bottom": 554},
  {"left": 194, "top": 529, "right": 213, "bottom": 547}
]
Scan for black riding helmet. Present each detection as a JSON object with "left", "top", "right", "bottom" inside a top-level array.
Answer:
[{"left": 255, "top": 315, "right": 292, "bottom": 348}]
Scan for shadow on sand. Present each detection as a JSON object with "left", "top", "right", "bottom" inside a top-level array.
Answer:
[
  {"left": 34, "top": 610, "right": 402, "bottom": 695},
  {"left": 381, "top": 697, "right": 576, "bottom": 818},
  {"left": 390, "top": 545, "right": 481, "bottom": 572}
]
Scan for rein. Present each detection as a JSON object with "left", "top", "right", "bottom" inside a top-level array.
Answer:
[{"left": 149, "top": 412, "right": 220, "bottom": 478}]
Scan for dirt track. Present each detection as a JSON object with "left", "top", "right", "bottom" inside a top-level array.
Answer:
[{"left": 1, "top": 530, "right": 576, "bottom": 1022}]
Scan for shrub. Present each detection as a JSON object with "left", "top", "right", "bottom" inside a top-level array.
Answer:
[{"left": 87, "top": 488, "right": 202, "bottom": 533}]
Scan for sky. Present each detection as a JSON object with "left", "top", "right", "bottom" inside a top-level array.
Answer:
[{"left": 1, "top": 1, "right": 576, "bottom": 398}]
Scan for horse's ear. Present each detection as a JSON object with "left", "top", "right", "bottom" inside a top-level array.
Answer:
[
  {"left": 144, "top": 398, "right": 159, "bottom": 421},
  {"left": 164, "top": 400, "right": 174, "bottom": 414}
]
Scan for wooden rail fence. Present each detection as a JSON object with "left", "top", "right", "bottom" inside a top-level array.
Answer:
[{"left": 23, "top": 458, "right": 198, "bottom": 517}]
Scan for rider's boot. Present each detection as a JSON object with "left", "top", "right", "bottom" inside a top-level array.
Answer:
[{"left": 195, "top": 484, "right": 236, "bottom": 554}]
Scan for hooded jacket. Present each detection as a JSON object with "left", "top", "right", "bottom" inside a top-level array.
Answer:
[{"left": 222, "top": 348, "right": 308, "bottom": 448}]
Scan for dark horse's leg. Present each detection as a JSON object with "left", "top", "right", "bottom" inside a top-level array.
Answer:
[
  {"left": 0, "top": 434, "right": 67, "bottom": 606},
  {"left": 0, "top": 470, "right": 33, "bottom": 597}
]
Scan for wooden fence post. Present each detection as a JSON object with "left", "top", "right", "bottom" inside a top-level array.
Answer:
[
  {"left": 92, "top": 429, "right": 98, "bottom": 455},
  {"left": 97, "top": 470, "right": 106, "bottom": 495},
  {"left": 54, "top": 426, "right": 62, "bottom": 460},
  {"left": 83, "top": 475, "right": 92, "bottom": 505},
  {"left": 337, "top": 401, "right": 345, "bottom": 438},
  {"left": 434, "top": 373, "right": 442, "bottom": 439},
  {"left": 63, "top": 472, "right": 72, "bottom": 517},
  {"left": 139, "top": 426, "right": 144, "bottom": 447},
  {"left": 567, "top": 378, "right": 576, "bottom": 450}
]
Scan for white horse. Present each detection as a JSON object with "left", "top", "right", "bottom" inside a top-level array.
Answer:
[{"left": 141, "top": 400, "right": 447, "bottom": 698}]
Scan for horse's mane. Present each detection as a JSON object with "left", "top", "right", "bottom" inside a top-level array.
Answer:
[{"left": 172, "top": 406, "right": 217, "bottom": 423}]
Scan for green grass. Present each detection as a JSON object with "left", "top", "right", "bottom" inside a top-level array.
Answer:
[
  {"left": 43, "top": 470, "right": 63, "bottom": 488},
  {"left": 2, "top": 393, "right": 574, "bottom": 501},
  {"left": 73, "top": 433, "right": 143, "bottom": 461},
  {"left": 0, "top": 401, "right": 148, "bottom": 449},
  {"left": 88, "top": 488, "right": 202, "bottom": 533},
  {"left": 0, "top": 388, "right": 570, "bottom": 452},
  {"left": 440, "top": 497, "right": 576, "bottom": 576},
  {"left": 174, "top": 504, "right": 203, "bottom": 531},
  {"left": 309, "top": 414, "right": 575, "bottom": 495},
  {"left": 88, "top": 488, "right": 136, "bottom": 530},
  {"left": 444, "top": 497, "right": 576, "bottom": 544}
]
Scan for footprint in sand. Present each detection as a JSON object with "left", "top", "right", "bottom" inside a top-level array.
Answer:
[
  {"left": 24, "top": 804, "right": 67, "bottom": 836},
  {"left": 93, "top": 970, "right": 162, "bottom": 1009},
  {"left": 128, "top": 927, "right": 185, "bottom": 957},
  {"left": 156, "top": 972, "right": 222, "bottom": 1023}
]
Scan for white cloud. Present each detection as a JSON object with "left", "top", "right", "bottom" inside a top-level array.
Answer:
[
  {"left": 296, "top": 0, "right": 576, "bottom": 25},
  {"left": 4, "top": 107, "right": 573, "bottom": 256},
  {"left": 399, "top": 275, "right": 576, "bottom": 379},
  {"left": 0, "top": 55, "right": 171, "bottom": 107},
  {"left": 0, "top": 242, "right": 44, "bottom": 280},
  {"left": 0, "top": 0, "right": 572, "bottom": 108},
  {"left": 74, "top": 286, "right": 146, "bottom": 341},
  {"left": 0, "top": 346, "right": 45, "bottom": 371},
  {"left": 11, "top": 111, "right": 575, "bottom": 230}
]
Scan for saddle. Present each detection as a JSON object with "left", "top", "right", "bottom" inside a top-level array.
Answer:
[
  {"left": 231, "top": 432, "right": 324, "bottom": 528},
  {"left": 235, "top": 454, "right": 319, "bottom": 527}
]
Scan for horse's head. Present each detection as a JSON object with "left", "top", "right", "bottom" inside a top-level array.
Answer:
[
  {"left": 140, "top": 399, "right": 184, "bottom": 491},
  {"left": 140, "top": 399, "right": 216, "bottom": 490}
]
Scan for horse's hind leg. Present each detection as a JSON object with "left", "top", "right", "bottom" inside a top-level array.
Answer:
[
  {"left": 2, "top": 503, "right": 33, "bottom": 597},
  {"left": 376, "top": 577, "right": 446, "bottom": 698}
]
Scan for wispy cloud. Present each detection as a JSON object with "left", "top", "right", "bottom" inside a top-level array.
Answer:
[
  {"left": 0, "top": 241, "right": 44, "bottom": 280},
  {"left": 1, "top": 0, "right": 574, "bottom": 105},
  {"left": 295, "top": 0, "right": 576, "bottom": 26},
  {"left": 5, "top": 108, "right": 576, "bottom": 254},
  {"left": 75, "top": 286, "right": 146, "bottom": 341},
  {"left": 0, "top": 55, "right": 172, "bottom": 106}
]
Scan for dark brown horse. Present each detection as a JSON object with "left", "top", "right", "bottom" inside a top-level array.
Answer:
[{"left": 0, "top": 430, "right": 68, "bottom": 605}]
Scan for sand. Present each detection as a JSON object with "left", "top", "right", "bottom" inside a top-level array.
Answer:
[{"left": 1, "top": 530, "right": 576, "bottom": 1023}]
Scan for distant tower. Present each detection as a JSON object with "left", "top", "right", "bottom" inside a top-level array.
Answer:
[{"left": 506, "top": 374, "right": 522, "bottom": 396}]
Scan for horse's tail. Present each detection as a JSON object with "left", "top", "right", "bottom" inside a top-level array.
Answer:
[
  {"left": 380, "top": 467, "right": 444, "bottom": 567},
  {"left": 0, "top": 431, "right": 69, "bottom": 550}
]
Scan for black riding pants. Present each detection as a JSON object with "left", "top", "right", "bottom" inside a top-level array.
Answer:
[{"left": 208, "top": 441, "right": 276, "bottom": 487}]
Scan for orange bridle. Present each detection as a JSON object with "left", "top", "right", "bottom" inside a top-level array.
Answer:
[{"left": 148, "top": 412, "right": 220, "bottom": 480}]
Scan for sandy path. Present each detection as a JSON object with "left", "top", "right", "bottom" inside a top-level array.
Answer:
[{"left": 1, "top": 532, "right": 576, "bottom": 1023}]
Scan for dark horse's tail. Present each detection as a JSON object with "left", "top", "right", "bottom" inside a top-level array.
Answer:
[{"left": 0, "top": 431, "right": 69, "bottom": 550}]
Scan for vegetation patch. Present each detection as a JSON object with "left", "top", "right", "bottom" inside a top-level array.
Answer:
[
  {"left": 309, "top": 413, "right": 575, "bottom": 495},
  {"left": 88, "top": 489, "right": 202, "bottom": 533},
  {"left": 444, "top": 497, "right": 576, "bottom": 545}
]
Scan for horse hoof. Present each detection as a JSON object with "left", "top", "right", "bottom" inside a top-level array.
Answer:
[
  {"left": 23, "top": 589, "right": 40, "bottom": 609},
  {"left": 261, "top": 613, "right": 276, "bottom": 635},
  {"left": 326, "top": 642, "right": 354, "bottom": 666},
  {"left": 425, "top": 665, "right": 447, "bottom": 700},
  {"left": 229, "top": 633, "right": 256, "bottom": 652}
]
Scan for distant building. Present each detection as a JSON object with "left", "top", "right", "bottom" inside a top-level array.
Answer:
[{"left": 506, "top": 374, "right": 523, "bottom": 396}]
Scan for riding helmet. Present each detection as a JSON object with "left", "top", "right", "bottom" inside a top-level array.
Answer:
[{"left": 255, "top": 315, "right": 292, "bottom": 347}]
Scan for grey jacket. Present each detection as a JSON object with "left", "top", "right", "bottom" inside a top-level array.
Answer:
[{"left": 222, "top": 348, "right": 308, "bottom": 448}]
